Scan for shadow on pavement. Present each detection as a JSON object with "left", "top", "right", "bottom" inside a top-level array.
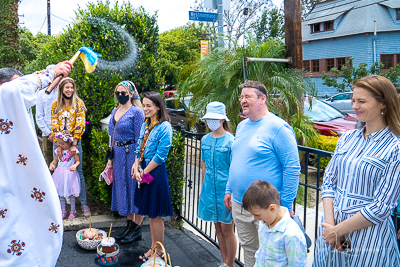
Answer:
[{"left": 57, "top": 224, "right": 222, "bottom": 267}]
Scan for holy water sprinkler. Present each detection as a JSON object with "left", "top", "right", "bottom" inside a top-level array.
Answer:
[{"left": 45, "top": 46, "right": 101, "bottom": 94}]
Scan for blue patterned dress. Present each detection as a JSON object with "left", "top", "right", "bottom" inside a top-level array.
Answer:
[
  {"left": 108, "top": 106, "right": 144, "bottom": 216},
  {"left": 313, "top": 127, "right": 400, "bottom": 266},
  {"left": 198, "top": 132, "right": 234, "bottom": 223}
]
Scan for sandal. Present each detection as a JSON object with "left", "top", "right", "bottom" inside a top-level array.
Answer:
[{"left": 139, "top": 249, "right": 152, "bottom": 262}]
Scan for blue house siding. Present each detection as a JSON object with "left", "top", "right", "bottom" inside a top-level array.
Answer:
[{"left": 303, "top": 31, "right": 400, "bottom": 96}]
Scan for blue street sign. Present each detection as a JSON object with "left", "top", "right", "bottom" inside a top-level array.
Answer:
[{"left": 189, "top": 11, "right": 217, "bottom": 22}]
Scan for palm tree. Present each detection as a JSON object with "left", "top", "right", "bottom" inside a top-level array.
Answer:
[{"left": 178, "top": 37, "right": 318, "bottom": 146}]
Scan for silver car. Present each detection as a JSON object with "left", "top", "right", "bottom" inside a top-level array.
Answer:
[{"left": 324, "top": 92, "right": 354, "bottom": 113}]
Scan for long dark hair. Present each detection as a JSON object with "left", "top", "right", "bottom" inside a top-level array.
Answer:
[{"left": 142, "top": 91, "right": 170, "bottom": 123}]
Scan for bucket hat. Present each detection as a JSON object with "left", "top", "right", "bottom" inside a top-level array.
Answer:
[{"left": 201, "top": 101, "right": 230, "bottom": 122}]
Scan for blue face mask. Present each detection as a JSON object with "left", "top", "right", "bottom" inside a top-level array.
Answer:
[{"left": 206, "top": 119, "right": 221, "bottom": 131}]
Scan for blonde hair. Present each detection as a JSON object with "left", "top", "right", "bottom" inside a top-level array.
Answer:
[
  {"left": 54, "top": 78, "right": 86, "bottom": 114},
  {"left": 353, "top": 75, "right": 400, "bottom": 136},
  {"left": 114, "top": 83, "right": 143, "bottom": 109}
]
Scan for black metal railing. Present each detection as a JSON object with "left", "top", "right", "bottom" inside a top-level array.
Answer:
[{"left": 178, "top": 130, "right": 400, "bottom": 264}]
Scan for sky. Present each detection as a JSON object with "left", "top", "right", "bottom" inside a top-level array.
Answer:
[{"left": 18, "top": 0, "right": 283, "bottom": 36}]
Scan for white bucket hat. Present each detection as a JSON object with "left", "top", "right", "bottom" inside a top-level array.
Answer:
[{"left": 201, "top": 101, "right": 230, "bottom": 122}]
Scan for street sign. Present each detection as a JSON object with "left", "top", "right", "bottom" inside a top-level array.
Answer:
[{"left": 189, "top": 11, "right": 217, "bottom": 22}]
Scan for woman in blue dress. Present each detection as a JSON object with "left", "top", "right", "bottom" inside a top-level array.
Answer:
[
  {"left": 198, "top": 102, "right": 237, "bottom": 267},
  {"left": 313, "top": 75, "right": 400, "bottom": 266},
  {"left": 107, "top": 81, "right": 145, "bottom": 244},
  {"left": 131, "top": 91, "right": 173, "bottom": 261}
]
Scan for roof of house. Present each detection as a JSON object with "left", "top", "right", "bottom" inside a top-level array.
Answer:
[{"left": 302, "top": 0, "right": 400, "bottom": 41}]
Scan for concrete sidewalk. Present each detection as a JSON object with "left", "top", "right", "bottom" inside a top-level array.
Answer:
[{"left": 57, "top": 215, "right": 224, "bottom": 267}]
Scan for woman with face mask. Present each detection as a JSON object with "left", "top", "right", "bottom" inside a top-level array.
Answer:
[
  {"left": 198, "top": 102, "right": 237, "bottom": 267},
  {"left": 106, "top": 81, "right": 145, "bottom": 244}
]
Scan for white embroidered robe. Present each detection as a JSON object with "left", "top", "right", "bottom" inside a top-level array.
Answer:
[{"left": 0, "top": 70, "right": 63, "bottom": 266}]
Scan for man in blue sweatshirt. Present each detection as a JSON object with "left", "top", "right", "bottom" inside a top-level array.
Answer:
[{"left": 224, "top": 80, "right": 301, "bottom": 267}]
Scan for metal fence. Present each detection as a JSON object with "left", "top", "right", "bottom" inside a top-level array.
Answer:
[{"left": 178, "top": 130, "right": 400, "bottom": 265}]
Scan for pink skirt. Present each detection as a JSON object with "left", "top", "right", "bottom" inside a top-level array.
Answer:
[{"left": 52, "top": 167, "right": 81, "bottom": 197}]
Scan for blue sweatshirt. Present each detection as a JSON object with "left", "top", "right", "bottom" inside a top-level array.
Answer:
[{"left": 226, "top": 113, "right": 301, "bottom": 210}]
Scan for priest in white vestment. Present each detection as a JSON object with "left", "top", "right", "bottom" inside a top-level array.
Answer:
[{"left": 0, "top": 62, "right": 72, "bottom": 266}]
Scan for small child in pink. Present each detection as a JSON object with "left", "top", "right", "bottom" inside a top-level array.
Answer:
[{"left": 49, "top": 130, "right": 80, "bottom": 219}]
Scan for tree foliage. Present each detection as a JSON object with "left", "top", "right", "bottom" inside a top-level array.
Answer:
[
  {"left": 191, "top": 0, "right": 270, "bottom": 45},
  {"left": 0, "top": 0, "right": 20, "bottom": 68},
  {"left": 27, "top": 1, "right": 162, "bottom": 205},
  {"left": 254, "top": 6, "right": 284, "bottom": 42},
  {"left": 322, "top": 57, "right": 400, "bottom": 93},
  {"left": 178, "top": 37, "right": 318, "bottom": 146},
  {"left": 19, "top": 28, "right": 52, "bottom": 72},
  {"left": 158, "top": 23, "right": 204, "bottom": 89}
]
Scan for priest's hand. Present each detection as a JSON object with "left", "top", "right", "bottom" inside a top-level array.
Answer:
[{"left": 52, "top": 61, "right": 72, "bottom": 77}]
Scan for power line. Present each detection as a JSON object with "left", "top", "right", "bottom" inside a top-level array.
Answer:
[
  {"left": 38, "top": 15, "right": 47, "bottom": 33},
  {"left": 50, "top": 13, "right": 71, "bottom": 23}
]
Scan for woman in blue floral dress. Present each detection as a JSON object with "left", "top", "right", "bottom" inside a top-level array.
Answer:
[{"left": 107, "top": 81, "right": 144, "bottom": 244}]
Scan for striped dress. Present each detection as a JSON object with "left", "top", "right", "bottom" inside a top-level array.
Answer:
[{"left": 313, "top": 126, "right": 400, "bottom": 267}]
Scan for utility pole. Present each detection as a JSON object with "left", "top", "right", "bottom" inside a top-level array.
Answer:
[
  {"left": 47, "top": 0, "right": 51, "bottom": 35},
  {"left": 284, "top": 0, "right": 302, "bottom": 69},
  {"left": 217, "top": 0, "right": 223, "bottom": 47}
]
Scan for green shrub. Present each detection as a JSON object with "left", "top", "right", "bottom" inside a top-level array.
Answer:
[
  {"left": 0, "top": 0, "right": 20, "bottom": 68},
  {"left": 314, "top": 135, "right": 339, "bottom": 169},
  {"left": 26, "top": 1, "right": 163, "bottom": 203},
  {"left": 166, "top": 130, "right": 185, "bottom": 228},
  {"left": 87, "top": 128, "right": 112, "bottom": 207}
]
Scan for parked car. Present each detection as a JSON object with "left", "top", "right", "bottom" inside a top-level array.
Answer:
[
  {"left": 305, "top": 97, "right": 357, "bottom": 136},
  {"left": 324, "top": 92, "right": 353, "bottom": 114},
  {"left": 163, "top": 90, "right": 177, "bottom": 99},
  {"left": 165, "top": 96, "right": 207, "bottom": 134}
]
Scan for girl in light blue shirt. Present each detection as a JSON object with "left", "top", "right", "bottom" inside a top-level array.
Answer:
[{"left": 198, "top": 102, "right": 237, "bottom": 267}]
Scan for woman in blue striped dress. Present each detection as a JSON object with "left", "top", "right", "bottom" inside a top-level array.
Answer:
[{"left": 313, "top": 75, "right": 400, "bottom": 266}]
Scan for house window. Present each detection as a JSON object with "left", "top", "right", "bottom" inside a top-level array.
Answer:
[
  {"left": 396, "top": 54, "right": 400, "bottom": 66},
  {"left": 337, "top": 57, "right": 346, "bottom": 71},
  {"left": 312, "top": 60, "right": 320, "bottom": 72},
  {"left": 381, "top": 54, "right": 394, "bottom": 69},
  {"left": 304, "top": 61, "right": 310, "bottom": 71},
  {"left": 324, "top": 21, "right": 334, "bottom": 31},
  {"left": 397, "top": 9, "right": 400, "bottom": 20},
  {"left": 311, "top": 21, "right": 334, "bottom": 33},
  {"left": 326, "top": 58, "right": 335, "bottom": 71},
  {"left": 311, "top": 23, "right": 321, "bottom": 33}
]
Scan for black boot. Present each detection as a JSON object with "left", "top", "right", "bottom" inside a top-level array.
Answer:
[
  {"left": 116, "top": 220, "right": 134, "bottom": 240},
  {"left": 120, "top": 223, "right": 142, "bottom": 244}
]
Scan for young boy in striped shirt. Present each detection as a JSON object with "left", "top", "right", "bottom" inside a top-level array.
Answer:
[{"left": 242, "top": 180, "right": 307, "bottom": 267}]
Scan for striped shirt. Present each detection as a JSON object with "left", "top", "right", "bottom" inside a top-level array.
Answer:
[
  {"left": 313, "top": 126, "right": 400, "bottom": 266},
  {"left": 254, "top": 207, "right": 307, "bottom": 267}
]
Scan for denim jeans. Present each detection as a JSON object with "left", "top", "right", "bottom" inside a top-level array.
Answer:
[{"left": 53, "top": 140, "right": 87, "bottom": 205}]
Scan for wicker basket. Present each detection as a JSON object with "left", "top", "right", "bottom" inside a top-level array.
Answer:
[
  {"left": 140, "top": 241, "right": 172, "bottom": 267},
  {"left": 75, "top": 228, "right": 107, "bottom": 250}
]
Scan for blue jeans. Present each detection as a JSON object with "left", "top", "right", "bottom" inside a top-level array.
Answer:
[{"left": 53, "top": 140, "right": 87, "bottom": 205}]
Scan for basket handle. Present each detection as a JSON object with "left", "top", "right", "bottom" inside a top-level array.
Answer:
[{"left": 151, "top": 241, "right": 168, "bottom": 267}]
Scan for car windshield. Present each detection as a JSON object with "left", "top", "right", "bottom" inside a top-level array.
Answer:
[{"left": 304, "top": 98, "right": 346, "bottom": 122}]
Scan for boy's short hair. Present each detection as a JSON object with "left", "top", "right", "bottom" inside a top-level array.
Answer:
[{"left": 242, "top": 180, "right": 281, "bottom": 210}]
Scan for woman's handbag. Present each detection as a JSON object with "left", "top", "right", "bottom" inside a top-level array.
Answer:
[
  {"left": 140, "top": 241, "right": 172, "bottom": 267},
  {"left": 99, "top": 165, "right": 113, "bottom": 185},
  {"left": 141, "top": 173, "right": 154, "bottom": 184}
]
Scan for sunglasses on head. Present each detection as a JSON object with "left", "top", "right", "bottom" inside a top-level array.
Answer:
[{"left": 115, "top": 91, "right": 128, "bottom": 96}]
